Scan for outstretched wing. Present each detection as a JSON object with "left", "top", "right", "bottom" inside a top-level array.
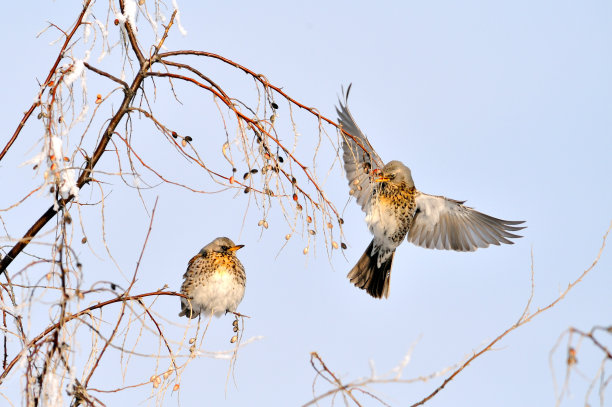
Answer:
[
  {"left": 407, "top": 192, "right": 525, "bottom": 251},
  {"left": 336, "top": 84, "right": 385, "bottom": 212}
]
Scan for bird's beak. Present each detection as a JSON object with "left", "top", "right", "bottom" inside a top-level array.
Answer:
[
  {"left": 375, "top": 175, "right": 390, "bottom": 183},
  {"left": 228, "top": 244, "right": 245, "bottom": 252}
]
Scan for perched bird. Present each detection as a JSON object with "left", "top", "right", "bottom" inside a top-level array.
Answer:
[
  {"left": 336, "top": 85, "right": 525, "bottom": 299},
  {"left": 179, "top": 237, "right": 246, "bottom": 318}
]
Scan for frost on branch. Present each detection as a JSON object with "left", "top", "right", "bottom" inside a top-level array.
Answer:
[{"left": 0, "top": 2, "right": 355, "bottom": 406}]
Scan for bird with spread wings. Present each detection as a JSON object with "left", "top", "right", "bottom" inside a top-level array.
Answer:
[{"left": 336, "top": 85, "right": 525, "bottom": 299}]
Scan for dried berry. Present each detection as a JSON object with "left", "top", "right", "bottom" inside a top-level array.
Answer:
[
  {"left": 338, "top": 218, "right": 344, "bottom": 225},
  {"left": 332, "top": 241, "right": 339, "bottom": 249},
  {"left": 244, "top": 187, "right": 250, "bottom": 193},
  {"left": 184, "top": 136, "right": 193, "bottom": 142},
  {"left": 308, "top": 229, "right": 316, "bottom": 235},
  {"left": 81, "top": 237, "right": 87, "bottom": 244},
  {"left": 114, "top": 18, "right": 119, "bottom": 25},
  {"left": 243, "top": 172, "right": 250, "bottom": 180},
  {"left": 173, "top": 384, "right": 180, "bottom": 391},
  {"left": 292, "top": 193, "right": 298, "bottom": 201},
  {"left": 341, "top": 242, "right": 347, "bottom": 249},
  {"left": 306, "top": 216, "right": 312, "bottom": 223},
  {"left": 233, "top": 326, "right": 239, "bottom": 332},
  {"left": 303, "top": 247, "right": 309, "bottom": 255},
  {"left": 230, "top": 335, "right": 238, "bottom": 344},
  {"left": 229, "top": 176, "right": 235, "bottom": 184},
  {"left": 250, "top": 168, "right": 258, "bottom": 174},
  {"left": 278, "top": 156, "right": 284, "bottom": 163},
  {"left": 285, "top": 234, "right": 291, "bottom": 240},
  {"left": 172, "top": 131, "right": 178, "bottom": 138},
  {"left": 271, "top": 102, "right": 278, "bottom": 109},
  {"left": 567, "top": 348, "right": 577, "bottom": 365}
]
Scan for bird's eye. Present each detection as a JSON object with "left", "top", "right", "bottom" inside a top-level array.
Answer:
[{"left": 221, "top": 245, "right": 229, "bottom": 251}]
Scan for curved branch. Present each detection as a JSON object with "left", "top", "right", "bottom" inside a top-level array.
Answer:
[
  {"left": 0, "top": 11, "right": 181, "bottom": 275},
  {"left": 410, "top": 221, "right": 612, "bottom": 407},
  {"left": 157, "top": 51, "right": 377, "bottom": 174},
  {"left": 0, "top": 290, "right": 185, "bottom": 383},
  {"left": 0, "top": 0, "right": 93, "bottom": 163},
  {"left": 146, "top": 70, "right": 341, "bottom": 219}
]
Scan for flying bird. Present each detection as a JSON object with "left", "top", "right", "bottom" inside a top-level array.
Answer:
[
  {"left": 336, "top": 85, "right": 525, "bottom": 299},
  {"left": 179, "top": 237, "right": 246, "bottom": 318}
]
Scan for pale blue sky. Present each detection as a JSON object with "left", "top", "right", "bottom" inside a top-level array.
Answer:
[{"left": 1, "top": 1, "right": 611, "bottom": 406}]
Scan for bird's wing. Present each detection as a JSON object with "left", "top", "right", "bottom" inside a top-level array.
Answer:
[
  {"left": 183, "top": 254, "right": 201, "bottom": 278},
  {"left": 407, "top": 192, "right": 525, "bottom": 251},
  {"left": 336, "top": 84, "right": 385, "bottom": 212}
]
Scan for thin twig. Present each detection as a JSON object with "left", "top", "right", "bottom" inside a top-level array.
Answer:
[
  {"left": 410, "top": 221, "right": 612, "bottom": 407},
  {"left": 0, "top": 0, "right": 93, "bottom": 163}
]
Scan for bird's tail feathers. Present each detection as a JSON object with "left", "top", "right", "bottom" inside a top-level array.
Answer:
[
  {"left": 347, "top": 240, "right": 395, "bottom": 299},
  {"left": 178, "top": 300, "right": 199, "bottom": 319}
]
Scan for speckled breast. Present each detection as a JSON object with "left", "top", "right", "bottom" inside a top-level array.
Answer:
[{"left": 371, "top": 184, "right": 417, "bottom": 244}]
